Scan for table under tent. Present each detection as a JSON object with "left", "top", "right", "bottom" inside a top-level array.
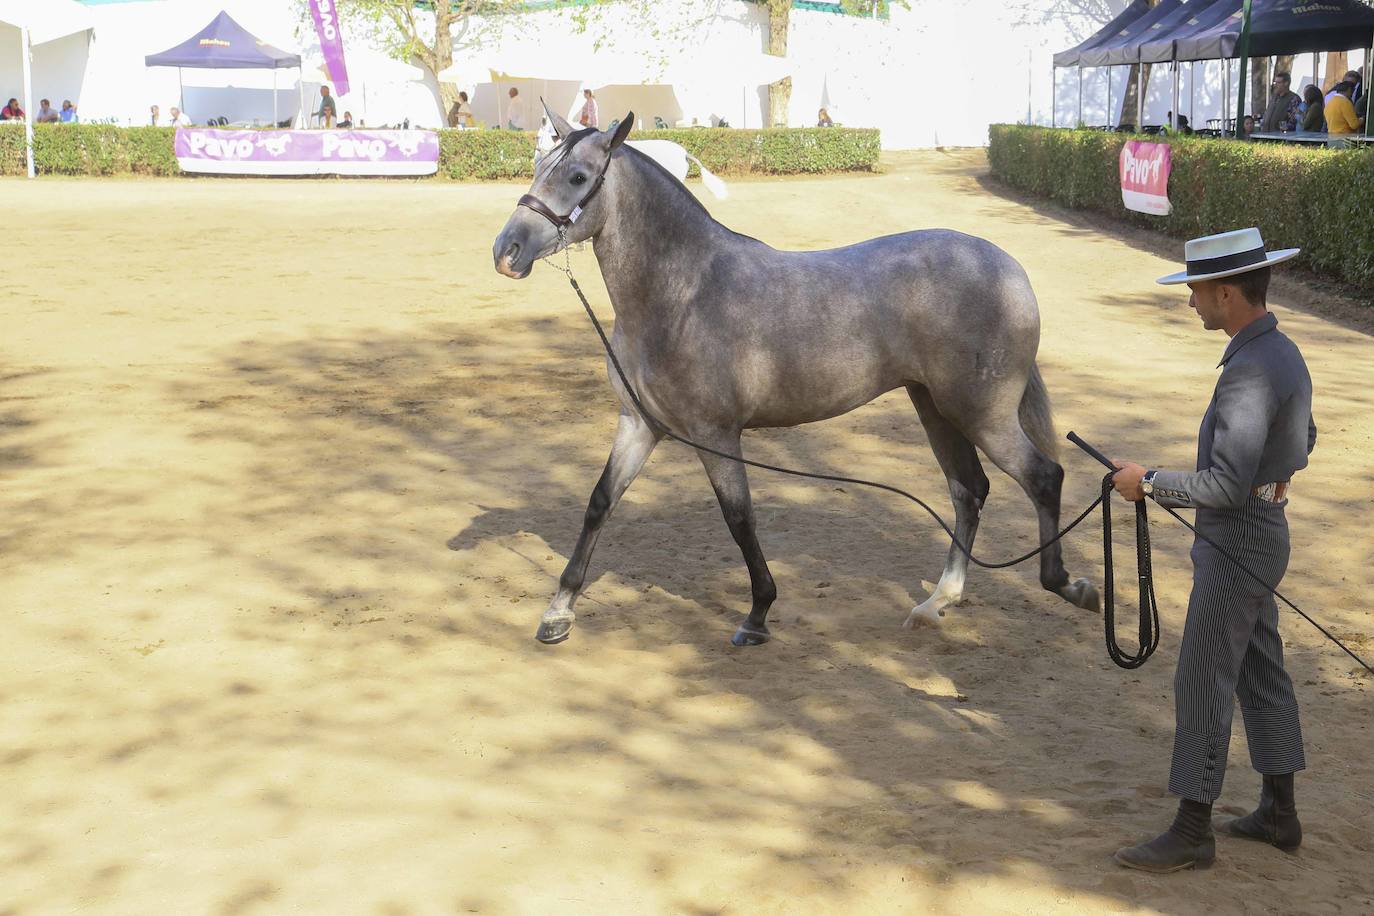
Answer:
[
  {"left": 144, "top": 10, "right": 302, "bottom": 128},
  {"left": 1051, "top": 0, "right": 1374, "bottom": 137}
]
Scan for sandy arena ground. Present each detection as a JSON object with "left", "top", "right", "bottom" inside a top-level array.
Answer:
[{"left": 2, "top": 151, "right": 1372, "bottom": 915}]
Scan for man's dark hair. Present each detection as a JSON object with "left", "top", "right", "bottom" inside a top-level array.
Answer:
[
  {"left": 1228, "top": 267, "right": 1271, "bottom": 307},
  {"left": 1274, "top": 71, "right": 1291, "bottom": 83}
]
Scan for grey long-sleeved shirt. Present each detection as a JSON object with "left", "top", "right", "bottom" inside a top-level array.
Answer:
[{"left": 1150, "top": 313, "right": 1316, "bottom": 510}]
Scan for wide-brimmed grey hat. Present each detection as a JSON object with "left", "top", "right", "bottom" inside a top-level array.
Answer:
[{"left": 1156, "top": 227, "right": 1300, "bottom": 285}]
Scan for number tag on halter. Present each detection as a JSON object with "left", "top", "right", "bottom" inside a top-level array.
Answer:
[{"left": 569, "top": 205, "right": 583, "bottom": 223}]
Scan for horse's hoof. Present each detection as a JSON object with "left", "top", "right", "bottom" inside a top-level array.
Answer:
[
  {"left": 902, "top": 605, "right": 945, "bottom": 629},
  {"left": 1062, "top": 578, "right": 1101, "bottom": 613},
  {"left": 535, "top": 614, "right": 574, "bottom": 644},
  {"left": 731, "top": 623, "right": 770, "bottom": 647}
]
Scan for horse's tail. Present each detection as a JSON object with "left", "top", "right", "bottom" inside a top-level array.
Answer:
[
  {"left": 1019, "top": 363, "right": 1059, "bottom": 462},
  {"left": 685, "top": 153, "right": 729, "bottom": 199}
]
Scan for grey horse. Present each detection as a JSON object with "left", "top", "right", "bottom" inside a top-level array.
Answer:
[{"left": 492, "top": 109, "right": 1099, "bottom": 647}]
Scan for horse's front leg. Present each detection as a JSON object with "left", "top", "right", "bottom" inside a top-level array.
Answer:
[
  {"left": 695, "top": 432, "right": 777, "bottom": 647},
  {"left": 536, "top": 411, "right": 660, "bottom": 644}
]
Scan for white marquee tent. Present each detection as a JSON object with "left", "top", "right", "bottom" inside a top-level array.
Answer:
[{"left": 0, "top": 0, "right": 95, "bottom": 177}]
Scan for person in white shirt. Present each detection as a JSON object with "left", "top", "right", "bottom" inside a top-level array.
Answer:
[
  {"left": 506, "top": 87, "right": 526, "bottom": 130},
  {"left": 168, "top": 106, "right": 192, "bottom": 127},
  {"left": 578, "top": 89, "right": 599, "bottom": 129}
]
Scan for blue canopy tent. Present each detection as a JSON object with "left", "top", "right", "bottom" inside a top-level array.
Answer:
[
  {"left": 1052, "top": 0, "right": 1152, "bottom": 127},
  {"left": 1173, "top": 0, "right": 1374, "bottom": 60},
  {"left": 144, "top": 10, "right": 302, "bottom": 126},
  {"left": 1078, "top": 0, "right": 1185, "bottom": 129}
]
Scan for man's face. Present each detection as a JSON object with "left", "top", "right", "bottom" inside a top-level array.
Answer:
[
  {"left": 1186, "top": 279, "right": 1229, "bottom": 331},
  {"left": 1272, "top": 76, "right": 1289, "bottom": 95},
  {"left": 170, "top": 107, "right": 179, "bottom": 118}
]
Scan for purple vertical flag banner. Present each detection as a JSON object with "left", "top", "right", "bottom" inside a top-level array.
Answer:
[{"left": 309, "top": 0, "right": 350, "bottom": 95}]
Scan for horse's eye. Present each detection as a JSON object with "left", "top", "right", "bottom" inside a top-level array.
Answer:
[{"left": 570, "top": 173, "right": 587, "bottom": 186}]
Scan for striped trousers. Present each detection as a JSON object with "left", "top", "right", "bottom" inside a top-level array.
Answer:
[{"left": 1169, "top": 496, "right": 1306, "bottom": 804}]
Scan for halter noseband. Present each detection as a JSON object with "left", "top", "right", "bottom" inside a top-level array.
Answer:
[{"left": 517, "top": 128, "right": 614, "bottom": 229}]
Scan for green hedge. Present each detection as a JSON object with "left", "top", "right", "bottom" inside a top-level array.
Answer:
[
  {"left": 987, "top": 124, "right": 1374, "bottom": 292},
  {"left": 439, "top": 125, "right": 879, "bottom": 179},
  {"left": 1, "top": 124, "right": 879, "bottom": 180},
  {"left": 1, "top": 124, "right": 180, "bottom": 176}
]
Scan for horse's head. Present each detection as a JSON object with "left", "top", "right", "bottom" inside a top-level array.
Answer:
[{"left": 493, "top": 105, "right": 634, "bottom": 279}]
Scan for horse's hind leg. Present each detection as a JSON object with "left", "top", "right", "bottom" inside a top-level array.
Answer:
[
  {"left": 904, "top": 384, "right": 990, "bottom": 627},
  {"left": 695, "top": 432, "right": 777, "bottom": 647},
  {"left": 973, "top": 420, "right": 1101, "bottom": 613},
  {"left": 536, "top": 410, "right": 660, "bottom": 644}
]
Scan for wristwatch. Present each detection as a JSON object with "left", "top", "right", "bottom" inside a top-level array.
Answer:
[{"left": 1141, "top": 469, "right": 1158, "bottom": 497}]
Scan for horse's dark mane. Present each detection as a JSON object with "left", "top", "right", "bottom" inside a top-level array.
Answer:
[{"left": 617, "top": 141, "right": 765, "bottom": 247}]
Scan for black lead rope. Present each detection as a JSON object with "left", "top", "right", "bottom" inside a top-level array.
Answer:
[
  {"left": 548, "top": 252, "right": 1371, "bottom": 676},
  {"left": 1098, "top": 474, "right": 1161, "bottom": 669}
]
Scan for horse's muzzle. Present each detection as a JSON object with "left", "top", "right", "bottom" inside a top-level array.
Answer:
[{"left": 493, "top": 226, "right": 536, "bottom": 280}]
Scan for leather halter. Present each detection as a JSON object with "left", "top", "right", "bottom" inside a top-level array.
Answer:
[{"left": 517, "top": 128, "right": 614, "bottom": 229}]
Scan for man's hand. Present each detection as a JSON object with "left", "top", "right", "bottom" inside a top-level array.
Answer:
[{"left": 1111, "top": 460, "right": 1148, "bottom": 502}]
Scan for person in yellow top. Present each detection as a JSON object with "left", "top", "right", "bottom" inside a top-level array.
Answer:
[{"left": 1324, "top": 81, "right": 1363, "bottom": 136}]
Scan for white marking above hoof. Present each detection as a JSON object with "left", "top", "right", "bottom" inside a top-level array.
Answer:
[{"left": 903, "top": 603, "right": 946, "bottom": 628}]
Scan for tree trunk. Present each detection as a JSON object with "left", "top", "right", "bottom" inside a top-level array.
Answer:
[
  {"left": 1323, "top": 51, "right": 1348, "bottom": 92},
  {"left": 1117, "top": 0, "right": 1158, "bottom": 129},
  {"left": 1248, "top": 57, "right": 1270, "bottom": 118},
  {"left": 1119, "top": 63, "right": 1152, "bottom": 128},
  {"left": 426, "top": 6, "right": 459, "bottom": 126},
  {"left": 766, "top": 1, "right": 791, "bottom": 127}
]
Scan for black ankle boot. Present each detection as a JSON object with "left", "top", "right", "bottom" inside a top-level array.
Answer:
[
  {"left": 1115, "top": 799, "right": 1216, "bottom": 873},
  {"left": 1218, "top": 773, "right": 1302, "bottom": 852}
]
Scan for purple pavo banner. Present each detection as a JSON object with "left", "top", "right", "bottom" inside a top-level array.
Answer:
[{"left": 309, "top": 0, "right": 350, "bottom": 95}]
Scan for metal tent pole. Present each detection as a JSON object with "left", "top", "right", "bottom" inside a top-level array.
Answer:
[
  {"left": 1224, "top": 58, "right": 1231, "bottom": 131},
  {"left": 273, "top": 69, "right": 279, "bottom": 127},
  {"left": 1233, "top": 0, "right": 1254, "bottom": 137},
  {"left": 1367, "top": 44, "right": 1373, "bottom": 137},
  {"left": 1052, "top": 67, "right": 1057, "bottom": 127},
  {"left": 1107, "top": 67, "right": 1112, "bottom": 127},
  {"left": 1137, "top": 64, "right": 1145, "bottom": 131},
  {"left": 20, "top": 25, "right": 34, "bottom": 178},
  {"left": 1077, "top": 66, "right": 1083, "bottom": 126},
  {"left": 1172, "top": 63, "right": 1180, "bottom": 131},
  {"left": 1189, "top": 61, "right": 1195, "bottom": 127},
  {"left": 178, "top": 67, "right": 185, "bottom": 114}
]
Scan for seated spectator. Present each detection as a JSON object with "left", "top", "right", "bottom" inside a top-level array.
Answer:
[
  {"left": 1300, "top": 85, "right": 1324, "bottom": 133},
  {"left": 1324, "top": 81, "right": 1362, "bottom": 137},
  {"left": 1239, "top": 114, "right": 1255, "bottom": 140},
  {"left": 817, "top": 107, "right": 834, "bottom": 127},
  {"left": 1, "top": 97, "right": 24, "bottom": 120},
  {"left": 36, "top": 99, "right": 59, "bottom": 123},
  {"left": 1162, "top": 111, "right": 1192, "bottom": 134},
  {"left": 150, "top": 104, "right": 160, "bottom": 126},
  {"left": 168, "top": 106, "right": 192, "bottom": 127},
  {"left": 338, "top": 110, "right": 353, "bottom": 128},
  {"left": 60, "top": 100, "right": 77, "bottom": 123}
]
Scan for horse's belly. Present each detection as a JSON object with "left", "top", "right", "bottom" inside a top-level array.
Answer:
[{"left": 741, "top": 364, "right": 900, "bottom": 429}]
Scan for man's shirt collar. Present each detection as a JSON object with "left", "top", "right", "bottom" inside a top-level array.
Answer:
[{"left": 1219, "top": 311, "right": 1278, "bottom": 367}]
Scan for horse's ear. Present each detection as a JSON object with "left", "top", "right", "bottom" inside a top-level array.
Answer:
[
  {"left": 541, "top": 98, "right": 574, "bottom": 139},
  {"left": 608, "top": 112, "right": 634, "bottom": 150}
]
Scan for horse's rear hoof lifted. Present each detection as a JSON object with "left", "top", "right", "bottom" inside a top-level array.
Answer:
[
  {"left": 732, "top": 622, "right": 770, "bottom": 647},
  {"left": 535, "top": 613, "right": 574, "bottom": 645},
  {"left": 1060, "top": 577, "right": 1101, "bottom": 613}
]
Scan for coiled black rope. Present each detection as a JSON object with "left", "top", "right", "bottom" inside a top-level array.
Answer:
[{"left": 1098, "top": 474, "right": 1161, "bottom": 668}]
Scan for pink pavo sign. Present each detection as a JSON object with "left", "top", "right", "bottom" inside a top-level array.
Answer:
[{"left": 1119, "top": 140, "right": 1172, "bottom": 216}]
